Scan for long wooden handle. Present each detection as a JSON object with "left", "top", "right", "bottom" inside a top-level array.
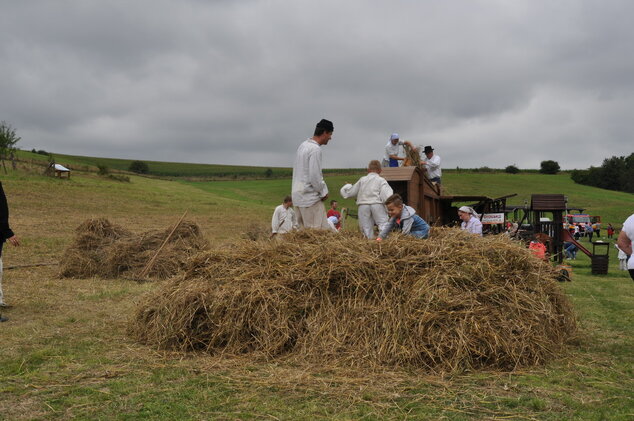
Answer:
[{"left": 138, "top": 210, "right": 188, "bottom": 279}]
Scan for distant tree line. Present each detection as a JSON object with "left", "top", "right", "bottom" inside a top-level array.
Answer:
[{"left": 570, "top": 153, "right": 634, "bottom": 193}]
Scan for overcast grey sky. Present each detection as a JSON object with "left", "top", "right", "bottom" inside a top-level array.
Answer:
[{"left": 1, "top": 0, "right": 632, "bottom": 169}]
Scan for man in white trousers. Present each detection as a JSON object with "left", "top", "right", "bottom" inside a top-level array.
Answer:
[{"left": 291, "top": 119, "right": 336, "bottom": 231}]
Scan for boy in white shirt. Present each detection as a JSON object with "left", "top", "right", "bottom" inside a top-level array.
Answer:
[{"left": 340, "top": 160, "right": 393, "bottom": 238}]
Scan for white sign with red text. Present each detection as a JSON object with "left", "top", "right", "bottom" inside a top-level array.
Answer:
[{"left": 481, "top": 213, "right": 505, "bottom": 224}]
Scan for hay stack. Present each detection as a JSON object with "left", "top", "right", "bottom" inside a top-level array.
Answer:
[
  {"left": 129, "top": 229, "right": 576, "bottom": 372},
  {"left": 403, "top": 143, "right": 421, "bottom": 167},
  {"left": 59, "top": 218, "right": 208, "bottom": 280}
]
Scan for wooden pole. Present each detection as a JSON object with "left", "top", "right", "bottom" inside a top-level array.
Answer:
[{"left": 138, "top": 210, "right": 188, "bottom": 279}]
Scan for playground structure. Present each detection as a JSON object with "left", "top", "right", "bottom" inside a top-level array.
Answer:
[{"left": 510, "top": 194, "right": 609, "bottom": 274}]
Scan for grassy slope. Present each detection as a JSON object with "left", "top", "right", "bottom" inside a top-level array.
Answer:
[
  {"left": 182, "top": 172, "right": 634, "bottom": 228},
  {"left": 16, "top": 149, "right": 292, "bottom": 177},
  {"left": 0, "top": 163, "right": 633, "bottom": 420},
  {"left": 16, "top": 149, "right": 361, "bottom": 178},
  {"left": 442, "top": 172, "right": 633, "bottom": 226}
]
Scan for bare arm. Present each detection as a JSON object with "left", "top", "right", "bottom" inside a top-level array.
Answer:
[{"left": 617, "top": 230, "right": 632, "bottom": 255}]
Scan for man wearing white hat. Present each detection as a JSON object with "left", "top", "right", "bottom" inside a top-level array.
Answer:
[
  {"left": 458, "top": 206, "right": 483, "bottom": 236},
  {"left": 382, "top": 133, "right": 406, "bottom": 167}
]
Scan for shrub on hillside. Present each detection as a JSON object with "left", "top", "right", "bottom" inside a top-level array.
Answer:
[
  {"left": 474, "top": 166, "right": 494, "bottom": 173},
  {"left": 129, "top": 160, "right": 149, "bottom": 174},
  {"left": 31, "top": 149, "right": 50, "bottom": 156},
  {"left": 97, "top": 164, "right": 109, "bottom": 175},
  {"left": 540, "top": 160, "right": 560, "bottom": 174},
  {"left": 505, "top": 165, "right": 520, "bottom": 174},
  {"left": 107, "top": 174, "right": 130, "bottom": 183}
]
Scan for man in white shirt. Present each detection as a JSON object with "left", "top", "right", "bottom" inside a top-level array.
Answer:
[
  {"left": 420, "top": 145, "right": 442, "bottom": 184},
  {"left": 383, "top": 133, "right": 406, "bottom": 167},
  {"left": 616, "top": 213, "right": 634, "bottom": 280},
  {"left": 292, "top": 119, "right": 335, "bottom": 230},
  {"left": 271, "top": 196, "right": 298, "bottom": 237},
  {"left": 340, "top": 160, "right": 394, "bottom": 238}
]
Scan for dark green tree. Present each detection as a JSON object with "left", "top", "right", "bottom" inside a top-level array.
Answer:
[
  {"left": 129, "top": 160, "right": 149, "bottom": 174},
  {"left": 0, "top": 121, "right": 21, "bottom": 172},
  {"left": 505, "top": 164, "right": 520, "bottom": 174},
  {"left": 539, "top": 160, "right": 560, "bottom": 174}
]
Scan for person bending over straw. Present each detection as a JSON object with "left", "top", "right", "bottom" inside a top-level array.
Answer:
[
  {"left": 376, "top": 194, "right": 429, "bottom": 241},
  {"left": 340, "top": 160, "right": 393, "bottom": 239}
]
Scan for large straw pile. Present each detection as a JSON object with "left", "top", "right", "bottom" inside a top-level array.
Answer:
[
  {"left": 59, "top": 218, "right": 208, "bottom": 280},
  {"left": 129, "top": 229, "right": 576, "bottom": 372}
]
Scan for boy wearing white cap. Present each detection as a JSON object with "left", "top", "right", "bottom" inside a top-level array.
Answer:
[
  {"left": 458, "top": 206, "right": 482, "bottom": 236},
  {"left": 340, "top": 160, "right": 393, "bottom": 239}
]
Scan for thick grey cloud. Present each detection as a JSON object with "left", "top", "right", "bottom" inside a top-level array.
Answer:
[{"left": 1, "top": 0, "right": 632, "bottom": 169}]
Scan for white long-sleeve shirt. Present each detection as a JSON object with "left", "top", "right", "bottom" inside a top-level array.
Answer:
[
  {"left": 383, "top": 140, "right": 405, "bottom": 162},
  {"left": 271, "top": 205, "right": 298, "bottom": 234},
  {"left": 461, "top": 216, "right": 483, "bottom": 236},
  {"left": 623, "top": 213, "right": 634, "bottom": 269},
  {"left": 292, "top": 139, "right": 328, "bottom": 207},
  {"left": 340, "top": 172, "right": 393, "bottom": 205},
  {"left": 422, "top": 154, "right": 442, "bottom": 180}
]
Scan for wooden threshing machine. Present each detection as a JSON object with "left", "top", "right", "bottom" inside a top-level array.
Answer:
[{"left": 380, "top": 167, "right": 515, "bottom": 231}]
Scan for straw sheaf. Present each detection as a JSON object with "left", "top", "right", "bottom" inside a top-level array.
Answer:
[
  {"left": 59, "top": 218, "right": 209, "bottom": 280},
  {"left": 129, "top": 229, "right": 576, "bottom": 372}
]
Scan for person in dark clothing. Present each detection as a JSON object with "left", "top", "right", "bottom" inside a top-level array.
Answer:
[{"left": 0, "top": 181, "right": 20, "bottom": 322}]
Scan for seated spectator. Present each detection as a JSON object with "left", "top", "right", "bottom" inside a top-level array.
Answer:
[{"left": 564, "top": 241, "right": 578, "bottom": 260}]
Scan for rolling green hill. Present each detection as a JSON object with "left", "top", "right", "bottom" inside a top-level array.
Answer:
[
  {"left": 182, "top": 172, "right": 634, "bottom": 227},
  {"left": 13, "top": 148, "right": 634, "bottom": 224},
  {"left": 15, "top": 149, "right": 363, "bottom": 178}
]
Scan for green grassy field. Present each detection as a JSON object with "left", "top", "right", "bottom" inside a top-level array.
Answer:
[
  {"left": 180, "top": 171, "right": 633, "bottom": 229},
  {"left": 0, "top": 160, "right": 633, "bottom": 420}
]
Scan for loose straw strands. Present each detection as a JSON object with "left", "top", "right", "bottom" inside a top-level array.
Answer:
[
  {"left": 59, "top": 217, "right": 208, "bottom": 280},
  {"left": 129, "top": 229, "right": 576, "bottom": 373}
]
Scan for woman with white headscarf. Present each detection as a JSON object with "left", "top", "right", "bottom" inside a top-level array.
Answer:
[{"left": 458, "top": 206, "right": 482, "bottom": 236}]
